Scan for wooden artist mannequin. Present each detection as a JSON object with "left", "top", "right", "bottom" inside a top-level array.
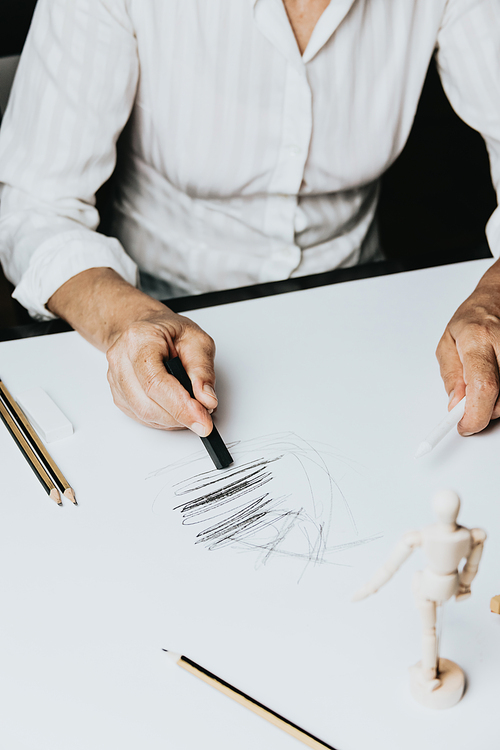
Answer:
[{"left": 353, "top": 490, "right": 486, "bottom": 709}]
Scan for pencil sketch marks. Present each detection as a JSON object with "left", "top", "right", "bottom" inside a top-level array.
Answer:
[{"left": 147, "top": 433, "right": 380, "bottom": 571}]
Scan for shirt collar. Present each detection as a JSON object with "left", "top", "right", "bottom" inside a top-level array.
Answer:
[
  {"left": 303, "top": 1, "right": 356, "bottom": 63},
  {"left": 250, "top": 1, "right": 357, "bottom": 66}
]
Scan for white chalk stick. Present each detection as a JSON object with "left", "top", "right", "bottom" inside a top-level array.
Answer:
[
  {"left": 16, "top": 387, "right": 73, "bottom": 443},
  {"left": 415, "top": 396, "right": 466, "bottom": 458}
]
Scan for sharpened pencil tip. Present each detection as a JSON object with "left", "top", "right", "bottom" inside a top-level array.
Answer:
[
  {"left": 64, "top": 488, "right": 77, "bottom": 504},
  {"left": 50, "top": 488, "right": 62, "bottom": 505},
  {"left": 163, "top": 649, "right": 181, "bottom": 663}
]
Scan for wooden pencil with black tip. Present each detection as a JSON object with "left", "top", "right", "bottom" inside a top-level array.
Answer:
[
  {"left": 0, "top": 381, "right": 76, "bottom": 504},
  {"left": 0, "top": 398, "right": 61, "bottom": 505},
  {"left": 163, "top": 650, "right": 336, "bottom": 750}
]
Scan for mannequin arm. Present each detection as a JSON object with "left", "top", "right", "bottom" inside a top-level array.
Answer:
[
  {"left": 352, "top": 531, "right": 422, "bottom": 602},
  {"left": 456, "top": 528, "right": 487, "bottom": 601}
]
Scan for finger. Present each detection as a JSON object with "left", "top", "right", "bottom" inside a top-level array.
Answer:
[
  {"left": 107, "top": 359, "right": 187, "bottom": 430},
  {"left": 134, "top": 343, "right": 214, "bottom": 436},
  {"left": 436, "top": 330, "right": 466, "bottom": 410},
  {"left": 111, "top": 394, "right": 184, "bottom": 430},
  {"left": 455, "top": 332, "right": 499, "bottom": 435},
  {"left": 176, "top": 328, "right": 218, "bottom": 412},
  {"left": 492, "top": 393, "right": 500, "bottom": 420}
]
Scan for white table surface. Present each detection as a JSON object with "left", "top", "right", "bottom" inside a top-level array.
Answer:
[{"left": 1, "top": 259, "right": 499, "bottom": 750}]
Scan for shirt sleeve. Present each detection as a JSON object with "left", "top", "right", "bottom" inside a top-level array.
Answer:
[
  {"left": 0, "top": 0, "right": 140, "bottom": 320},
  {"left": 435, "top": 0, "right": 500, "bottom": 260}
]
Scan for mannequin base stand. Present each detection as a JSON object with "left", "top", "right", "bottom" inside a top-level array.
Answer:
[{"left": 409, "top": 659, "right": 465, "bottom": 709}]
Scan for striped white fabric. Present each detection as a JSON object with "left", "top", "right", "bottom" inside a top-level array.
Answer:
[{"left": 0, "top": 0, "right": 499, "bottom": 319}]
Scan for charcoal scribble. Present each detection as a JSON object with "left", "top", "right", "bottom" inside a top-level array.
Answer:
[{"left": 148, "top": 432, "right": 380, "bottom": 570}]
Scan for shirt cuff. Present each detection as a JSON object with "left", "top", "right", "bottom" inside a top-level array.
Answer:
[{"left": 12, "top": 229, "right": 139, "bottom": 320}]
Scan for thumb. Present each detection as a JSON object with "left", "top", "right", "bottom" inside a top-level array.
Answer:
[{"left": 436, "top": 330, "right": 466, "bottom": 410}]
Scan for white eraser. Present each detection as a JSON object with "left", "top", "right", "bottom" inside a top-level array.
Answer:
[{"left": 16, "top": 387, "right": 73, "bottom": 443}]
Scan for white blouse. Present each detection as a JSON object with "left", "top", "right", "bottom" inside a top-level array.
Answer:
[{"left": 0, "top": 0, "right": 499, "bottom": 319}]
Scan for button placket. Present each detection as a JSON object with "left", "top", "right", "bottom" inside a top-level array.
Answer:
[{"left": 261, "top": 64, "right": 312, "bottom": 282}]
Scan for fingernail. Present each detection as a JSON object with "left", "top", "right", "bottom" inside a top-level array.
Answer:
[
  {"left": 462, "top": 432, "right": 473, "bottom": 437},
  {"left": 191, "top": 422, "right": 208, "bottom": 437},
  {"left": 203, "top": 384, "right": 218, "bottom": 401},
  {"left": 448, "top": 390, "right": 455, "bottom": 405}
]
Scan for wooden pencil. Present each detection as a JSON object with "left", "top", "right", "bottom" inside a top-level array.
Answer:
[
  {"left": 164, "top": 650, "right": 336, "bottom": 750},
  {"left": 0, "top": 398, "right": 61, "bottom": 505},
  {"left": 0, "top": 381, "right": 76, "bottom": 504}
]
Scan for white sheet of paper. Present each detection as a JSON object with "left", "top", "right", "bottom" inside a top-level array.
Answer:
[{"left": 0, "top": 258, "right": 499, "bottom": 750}]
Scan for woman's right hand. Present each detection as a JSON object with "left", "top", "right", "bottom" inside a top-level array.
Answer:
[
  {"left": 106, "top": 307, "right": 217, "bottom": 434},
  {"left": 48, "top": 267, "right": 218, "bottom": 435}
]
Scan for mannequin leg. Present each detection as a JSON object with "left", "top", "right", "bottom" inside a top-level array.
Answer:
[
  {"left": 409, "top": 572, "right": 465, "bottom": 707},
  {"left": 412, "top": 572, "right": 440, "bottom": 689}
]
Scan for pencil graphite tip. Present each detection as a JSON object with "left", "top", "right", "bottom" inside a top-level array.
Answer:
[
  {"left": 50, "top": 488, "right": 62, "bottom": 505},
  {"left": 64, "top": 488, "right": 77, "bottom": 505},
  {"left": 163, "top": 649, "right": 181, "bottom": 664},
  {"left": 414, "top": 441, "right": 431, "bottom": 459}
]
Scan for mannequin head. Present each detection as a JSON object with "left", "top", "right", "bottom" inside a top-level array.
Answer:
[{"left": 432, "top": 489, "right": 460, "bottom": 525}]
